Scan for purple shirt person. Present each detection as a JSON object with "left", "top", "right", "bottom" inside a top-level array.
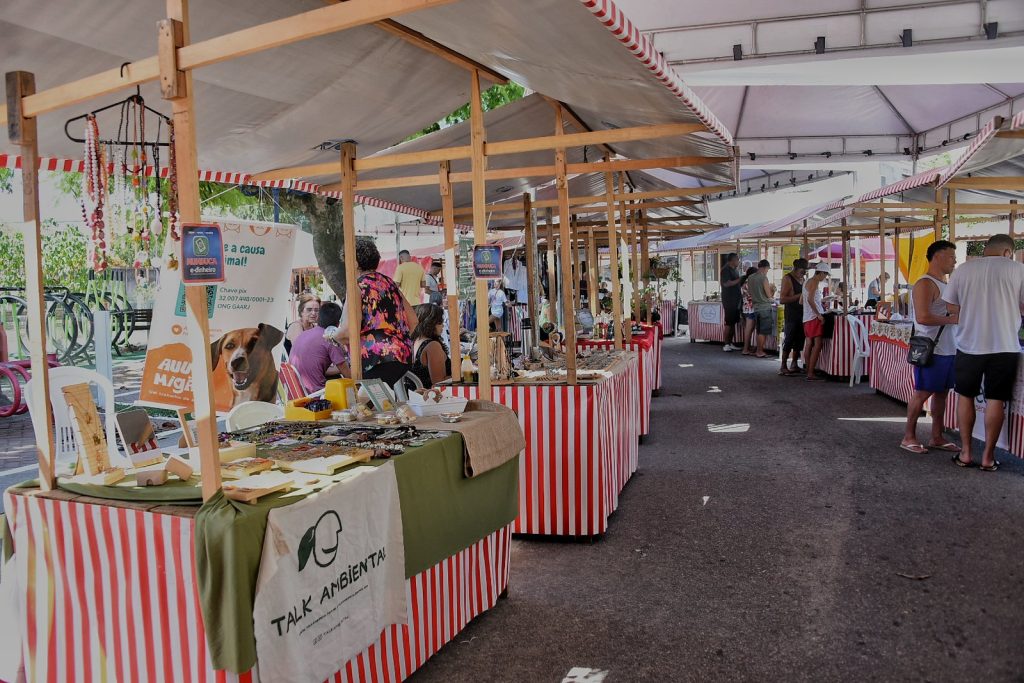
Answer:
[{"left": 289, "top": 302, "right": 349, "bottom": 393}]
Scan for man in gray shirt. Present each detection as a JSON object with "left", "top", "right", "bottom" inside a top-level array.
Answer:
[{"left": 745, "top": 259, "right": 776, "bottom": 358}]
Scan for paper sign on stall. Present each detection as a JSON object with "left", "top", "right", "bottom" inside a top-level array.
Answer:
[
  {"left": 252, "top": 461, "right": 406, "bottom": 683},
  {"left": 139, "top": 218, "right": 296, "bottom": 413}
]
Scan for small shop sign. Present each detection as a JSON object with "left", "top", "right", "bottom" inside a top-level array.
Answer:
[
  {"left": 472, "top": 244, "right": 503, "bottom": 279},
  {"left": 181, "top": 223, "right": 226, "bottom": 285}
]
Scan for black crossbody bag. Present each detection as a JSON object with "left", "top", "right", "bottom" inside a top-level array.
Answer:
[{"left": 907, "top": 324, "right": 946, "bottom": 367}]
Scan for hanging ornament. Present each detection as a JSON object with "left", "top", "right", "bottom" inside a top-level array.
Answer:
[
  {"left": 150, "top": 214, "right": 163, "bottom": 236},
  {"left": 82, "top": 113, "right": 108, "bottom": 273}
]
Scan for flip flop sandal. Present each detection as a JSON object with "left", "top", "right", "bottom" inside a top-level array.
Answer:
[
  {"left": 952, "top": 455, "right": 973, "bottom": 468},
  {"left": 755, "top": 354, "right": 769, "bottom": 358},
  {"left": 980, "top": 461, "right": 1001, "bottom": 472},
  {"left": 805, "top": 376, "right": 825, "bottom": 382},
  {"left": 900, "top": 443, "right": 928, "bottom": 454},
  {"left": 929, "top": 442, "right": 962, "bottom": 453}
]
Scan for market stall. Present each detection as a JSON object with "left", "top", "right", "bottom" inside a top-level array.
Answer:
[
  {"left": 449, "top": 352, "right": 640, "bottom": 536},
  {"left": 687, "top": 300, "right": 780, "bottom": 352},
  {"left": 579, "top": 325, "right": 659, "bottom": 435},
  {"left": 815, "top": 312, "right": 874, "bottom": 379}
]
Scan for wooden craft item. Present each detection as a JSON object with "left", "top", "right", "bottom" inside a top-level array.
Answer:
[
  {"left": 71, "top": 467, "right": 125, "bottom": 486},
  {"left": 61, "top": 383, "right": 109, "bottom": 476},
  {"left": 273, "top": 447, "right": 372, "bottom": 475},
  {"left": 218, "top": 440, "right": 257, "bottom": 462},
  {"left": 128, "top": 449, "right": 165, "bottom": 468},
  {"left": 165, "top": 454, "right": 194, "bottom": 480},
  {"left": 222, "top": 472, "right": 293, "bottom": 504},
  {"left": 220, "top": 457, "right": 275, "bottom": 479},
  {"left": 135, "top": 469, "right": 169, "bottom": 486}
]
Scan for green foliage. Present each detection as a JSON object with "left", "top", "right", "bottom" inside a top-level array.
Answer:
[
  {"left": 0, "top": 222, "right": 90, "bottom": 291},
  {"left": 966, "top": 239, "right": 1024, "bottom": 256},
  {"left": 0, "top": 168, "right": 13, "bottom": 193},
  {"left": 405, "top": 82, "right": 526, "bottom": 141}
]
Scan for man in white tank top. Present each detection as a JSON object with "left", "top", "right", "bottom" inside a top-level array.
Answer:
[
  {"left": 901, "top": 240, "right": 959, "bottom": 454},
  {"left": 802, "top": 262, "right": 830, "bottom": 381}
]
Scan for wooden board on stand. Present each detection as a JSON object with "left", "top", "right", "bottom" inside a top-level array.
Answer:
[{"left": 62, "top": 382, "right": 110, "bottom": 476}]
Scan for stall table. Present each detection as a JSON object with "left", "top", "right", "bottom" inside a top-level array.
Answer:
[
  {"left": 4, "top": 432, "right": 517, "bottom": 683},
  {"left": 450, "top": 354, "right": 640, "bottom": 536},
  {"left": 658, "top": 300, "right": 676, "bottom": 336},
  {"left": 579, "top": 327, "right": 658, "bottom": 435},
  {"left": 687, "top": 301, "right": 779, "bottom": 351},
  {"left": 870, "top": 321, "right": 1024, "bottom": 458},
  {"left": 815, "top": 312, "right": 874, "bottom": 378}
]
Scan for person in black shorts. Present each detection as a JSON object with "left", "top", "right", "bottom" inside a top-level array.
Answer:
[
  {"left": 777, "top": 258, "right": 807, "bottom": 375},
  {"left": 719, "top": 253, "right": 743, "bottom": 351},
  {"left": 942, "top": 234, "right": 1024, "bottom": 471}
]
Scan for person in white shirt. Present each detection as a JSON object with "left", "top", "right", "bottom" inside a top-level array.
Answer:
[
  {"left": 488, "top": 280, "right": 508, "bottom": 332},
  {"left": 801, "top": 262, "right": 830, "bottom": 381},
  {"left": 901, "top": 240, "right": 960, "bottom": 454},
  {"left": 942, "top": 233, "right": 1024, "bottom": 471}
]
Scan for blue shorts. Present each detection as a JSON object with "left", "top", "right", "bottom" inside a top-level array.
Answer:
[{"left": 913, "top": 353, "right": 956, "bottom": 394}]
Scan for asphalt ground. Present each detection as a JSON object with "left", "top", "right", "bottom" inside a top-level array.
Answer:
[{"left": 411, "top": 335, "right": 1024, "bottom": 682}]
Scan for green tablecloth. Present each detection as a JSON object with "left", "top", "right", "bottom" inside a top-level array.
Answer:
[{"left": 194, "top": 434, "right": 518, "bottom": 673}]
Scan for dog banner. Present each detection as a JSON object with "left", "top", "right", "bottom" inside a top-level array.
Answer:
[
  {"left": 252, "top": 463, "right": 406, "bottom": 683},
  {"left": 139, "top": 218, "right": 297, "bottom": 413}
]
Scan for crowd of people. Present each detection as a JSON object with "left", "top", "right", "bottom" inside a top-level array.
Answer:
[
  {"left": 287, "top": 237, "right": 454, "bottom": 395},
  {"left": 718, "top": 234, "right": 1024, "bottom": 473}
]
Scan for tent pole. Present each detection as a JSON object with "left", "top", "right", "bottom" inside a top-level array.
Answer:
[
  {"left": 554, "top": 104, "right": 577, "bottom": 384},
  {"left": 618, "top": 174, "right": 633, "bottom": 344},
  {"left": 522, "top": 193, "right": 539, "bottom": 338},
  {"left": 934, "top": 188, "right": 943, "bottom": 240},
  {"left": 469, "top": 70, "right": 491, "bottom": 396},
  {"left": 630, "top": 206, "right": 641, "bottom": 329},
  {"left": 440, "top": 161, "right": 460, "bottom": 356},
  {"left": 1010, "top": 199, "right": 1017, "bottom": 241},
  {"left": 841, "top": 221, "right": 850, "bottom": 310},
  {"left": 570, "top": 214, "right": 581, "bottom": 316},
  {"left": 164, "top": 1, "right": 222, "bottom": 500},
  {"left": 340, "top": 143, "right": 361, "bottom": 381},
  {"left": 6, "top": 71, "right": 55, "bottom": 490},
  {"left": 688, "top": 250, "right": 696, "bottom": 303},
  {"left": 546, "top": 209, "right": 557, "bottom": 326},
  {"left": 878, "top": 219, "right": 887, "bottom": 305}
]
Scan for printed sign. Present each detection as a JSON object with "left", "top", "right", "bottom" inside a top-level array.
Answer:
[
  {"left": 253, "top": 463, "right": 406, "bottom": 683},
  {"left": 140, "top": 218, "right": 297, "bottom": 413},
  {"left": 473, "top": 244, "right": 503, "bottom": 279},
  {"left": 697, "top": 303, "right": 723, "bottom": 325},
  {"left": 181, "top": 223, "right": 226, "bottom": 285}
]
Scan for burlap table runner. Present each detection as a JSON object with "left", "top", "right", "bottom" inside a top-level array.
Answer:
[{"left": 416, "top": 400, "right": 525, "bottom": 477}]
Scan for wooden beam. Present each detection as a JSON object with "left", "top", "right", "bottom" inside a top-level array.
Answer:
[
  {"left": 587, "top": 226, "right": 599, "bottom": 318},
  {"left": 934, "top": 188, "right": 943, "bottom": 240},
  {"left": 373, "top": 20, "right": 507, "bottom": 84},
  {"left": 948, "top": 190, "right": 957, "bottom": 242},
  {"left": 469, "top": 71, "right": 491, "bottom": 396},
  {"left": 340, "top": 143, "right": 361, "bottom": 379},
  {"left": 545, "top": 209, "right": 557, "bottom": 326},
  {"left": 541, "top": 95, "right": 614, "bottom": 157},
  {"left": 157, "top": 19, "right": 186, "bottom": 98},
  {"left": 450, "top": 195, "right": 701, "bottom": 218},
  {"left": 619, "top": 173, "right": 633, "bottom": 345},
  {"left": 945, "top": 177, "right": 1024, "bottom": 190},
  {"left": 850, "top": 201, "right": 940, "bottom": 209},
  {"left": 487, "top": 122, "right": 704, "bottom": 156},
  {"left": 165, "top": 0, "right": 222, "bottom": 500},
  {"left": 6, "top": 71, "right": 56, "bottom": 491},
  {"left": 996, "top": 130, "right": 1024, "bottom": 139},
  {"left": 555, "top": 106, "right": 577, "bottom": 384},
  {"left": 439, "top": 161, "right": 461, "bottom": 363},
  {"left": 641, "top": 212, "right": 651, "bottom": 325},
  {"left": 0, "top": 0, "right": 459, "bottom": 125}
]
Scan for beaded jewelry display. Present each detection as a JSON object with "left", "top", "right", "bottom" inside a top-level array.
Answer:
[{"left": 82, "top": 114, "right": 108, "bottom": 272}]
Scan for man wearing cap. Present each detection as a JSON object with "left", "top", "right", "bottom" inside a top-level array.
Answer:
[{"left": 802, "top": 262, "right": 830, "bottom": 381}]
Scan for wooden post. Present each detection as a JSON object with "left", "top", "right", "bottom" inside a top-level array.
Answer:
[
  {"left": 878, "top": 222, "right": 887, "bottom": 304},
  {"left": 587, "top": 226, "right": 599, "bottom": 318},
  {"left": 841, "top": 219, "right": 850, "bottom": 310},
  {"left": 1010, "top": 199, "right": 1017, "bottom": 239},
  {"left": 469, "top": 71, "right": 492, "bottom": 396},
  {"left": 440, "top": 161, "right": 461, "bottom": 358},
  {"left": 688, "top": 250, "right": 696, "bottom": 302},
  {"left": 554, "top": 105, "right": 577, "bottom": 384},
  {"left": 522, "top": 193, "right": 539, "bottom": 338},
  {"left": 630, "top": 206, "right": 641, "bottom": 329},
  {"left": 545, "top": 209, "right": 557, "bottom": 326},
  {"left": 934, "top": 188, "right": 943, "bottom": 239},
  {"left": 6, "top": 71, "right": 56, "bottom": 490},
  {"left": 163, "top": 1, "right": 221, "bottom": 499},
  {"left": 604, "top": 164, "right": 623, "bottom": 349},
  {"left": 640, "top": 212, "right": 651, "bottom": 325},
  {"left": 893, "top": 227, "right": 901, "bottom": 304},
  {"left": 618, "top": 174, "right": 633, "bottom": 344},
  {"left": 339, "top": 142, "right": 361, "bottom": 379},
  {"left": 948, "top": 190, "right": 956, "bottom": 242},
  {"left": 570, "top": 215, "right": 581, "bottom": 316}
]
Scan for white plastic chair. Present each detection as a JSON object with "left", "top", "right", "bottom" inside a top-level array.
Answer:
[
  {"left": 25, "top": 366, "right": 123, "bottom": 472},
  {"left": 224, "top": 401, "right": 284, "bottom": 431},
  {"left": 392, "top": 371, "right": 424, "bottom": 403},
  {"left": 846, "top": 315, "right": 871, "bottom": 387}
]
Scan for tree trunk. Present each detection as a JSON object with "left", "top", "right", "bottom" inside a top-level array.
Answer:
[{"left": 299, "top": 194, "right": 347, "bottom": 299}]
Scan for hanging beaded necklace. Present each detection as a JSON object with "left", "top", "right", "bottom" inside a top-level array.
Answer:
[{"left": 82, "top": 114, "right": 108, "bottom": 272}]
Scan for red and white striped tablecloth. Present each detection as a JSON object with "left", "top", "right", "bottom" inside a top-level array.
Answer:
[
  {"left": 816, "top": 314, "right": 874, "bottom": 378},
  {"left": 3, "top": 492, "right": 511, "bottom": 683},
  {"left": 688, "top": 302, "right": 779, "bottom": 351},
  {"left": 658, "top": 301, "right": 675, "bottom": 336},
  {"left": 450, "top": 355, "right": 641, "bottom": 536},
  {"left": 580, "top": 329, "right": 657, "bottom": 434}
]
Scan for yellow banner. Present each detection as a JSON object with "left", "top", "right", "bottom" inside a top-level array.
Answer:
[{"left": 898, "top": 232, "right": 935, "bottom": 284}]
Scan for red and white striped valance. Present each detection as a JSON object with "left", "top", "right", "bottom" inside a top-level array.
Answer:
[{"left": 578, "top": 0, "right": 734, "bottom": 146}]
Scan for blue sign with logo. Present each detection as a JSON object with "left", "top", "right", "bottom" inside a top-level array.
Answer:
[
  {"left": 473, "top": 244, "right": 503, "bottom": 279},
  {"left": 181, "top": 223, "right": 226, "bottom": 285}
]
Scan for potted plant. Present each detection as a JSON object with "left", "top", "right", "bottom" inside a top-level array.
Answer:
[{"left": 649, "top": 256, "right": 671, "bottom": 279}]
